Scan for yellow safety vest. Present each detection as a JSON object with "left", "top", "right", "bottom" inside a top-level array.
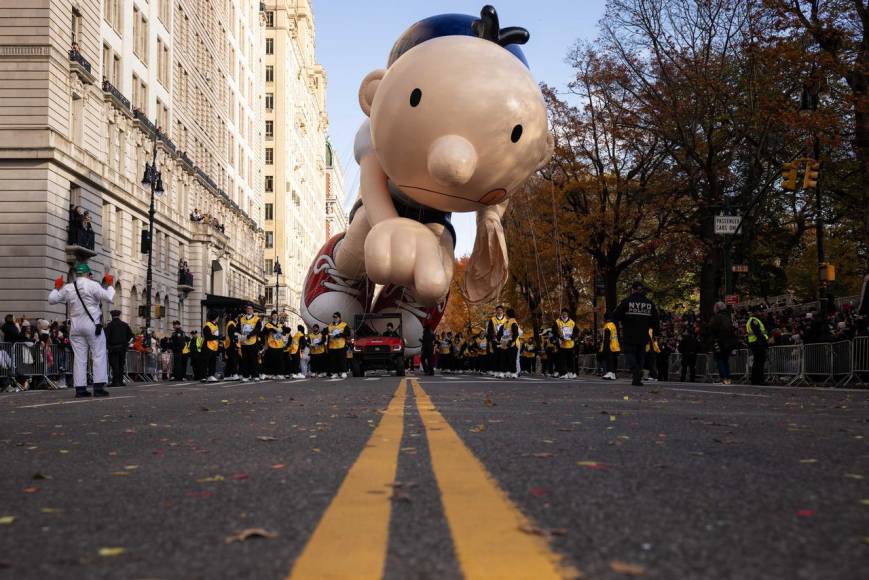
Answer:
[
  {"left": 522, "top": 340, "right": 537, "bottom": 357},
  {"left": 239, "top": 315, "right": 260, "bottom": 346},
  {"left": 287, "top": 332, "right": 303, "bottom": 355},
  {"left": 746, "top": 317, "right": 768, "bottom": 344},
  {"left": 265, "top": 321, "right": 286, "bottom": 349},
  {"left": 327, "top": 321, "right": 348, "bottom": 349},
  {"left": 204, "top": 322, "right": 219, "bottom": 351},
  {"left": 600, "top": 322, "right": 620, "bottom": 353},
  {"left": 497, "top": 318, "right": 518, "bottom": 349},
  {"left": 646, "top": 328, "right": 661, "bottom": 353},
  {"left": 182, "top": 340, "right": 190, "bottom": 355},
  {"left": 224, "top": 320, "right": 236, "bottom": 349},
  {"left": 309, "top": 333, "right": 325, "bottom": 355},
  {"left": 556, "top": 318, "right": 576, "bottom": 349}
]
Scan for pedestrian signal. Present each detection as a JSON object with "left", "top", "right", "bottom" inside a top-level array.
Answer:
[
  {"left": 781, "top": 162, "right": 798, "bottom": 190},
  {"left": 802, "top": 159, "right": 820, "bottom": 189},
  {"left": 819, "top": 263, "right": 836, "bottom": 282}
]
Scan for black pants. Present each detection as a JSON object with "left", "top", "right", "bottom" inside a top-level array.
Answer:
[
  {"left": 241, "top": 344, "right": 259, "bottom": 378},
  {"left": 623, "top": 343, "right": 646, "bottom": 385},
  {"left": 329, "top": 347, "right": 346, "bottom": 374},
  {"left": 203, "top": 349, "right": 217, "bottom": 378},
  {"left": 439, "top": 353, "right": 452, "bottom": 371},
  {"left": 542, "top": 356, "right": 555, "bottom": 375},
  {"left": 225, "top": 347, "right": 239, "bottom": 377},
  {"left": 109, "top": 348, "right": 125, "bottom": 386},
  {"left": 750, "top": 345, "right": 767, "bottom": 385},
  {"left": 172, "top": 351, "right": 185, "bottom": 380},
  {"left": 645, "top": 350, "right": 658, "bottom": 379},
  {"left": 265, "top": 348, "right": 284, "bottom": 376},
  {"left": 421, "top": 348, "right": 434, "bottom": 375},
  {"left": 680, "top": 354, "right": 697, "bottom": 382},
  {"left": 520, "top": 356, "right": 537, "bottom": 373},
  {"left": 556, "top": 348, "right": 575, "bottom": 376},
  {"left": 658, "top": 354, "right": 669, "bottom": 381},
  {"left": 601, "top": 350, "right": 617, "bottom": 374},
  {"left": 496, "top": 347, "right": 516, "bottom": 373},
  {"left": 192, "top": 352, "right": 206, "bottom": 380},
  {"left": 287, "top": 353, "right": 301, "bottom": 375}
]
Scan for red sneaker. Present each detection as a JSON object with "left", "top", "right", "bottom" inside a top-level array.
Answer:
[
  {"left": 301, "top": 234, "right": 374, "bottom": 329},
  {"left": 369, "top": 284, "right": 448, "bottom": 355}
]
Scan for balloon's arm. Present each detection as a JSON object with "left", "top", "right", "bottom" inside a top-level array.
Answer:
[{"left": 359, "top": 154, "right": 398, "bottom": 225}]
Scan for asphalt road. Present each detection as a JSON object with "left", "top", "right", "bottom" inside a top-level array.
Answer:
[{"left": 0, "top": 373, "right": 867, "bottom": 579}]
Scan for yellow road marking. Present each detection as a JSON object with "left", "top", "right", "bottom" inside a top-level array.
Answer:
[
  {"left": 412, "top": 379, "right": 578, "bottom": 579},
  {"left": 288, "top": 380, "right": 407, "bottom": 580}
]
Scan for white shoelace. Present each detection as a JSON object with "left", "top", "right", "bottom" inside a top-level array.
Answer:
[{"left": 314, "top": 255, "right": 362, "bottom": 296}]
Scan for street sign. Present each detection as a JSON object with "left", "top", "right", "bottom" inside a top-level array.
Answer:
[
  {"left": 725, "top": 294, "right": 739, "bottom": 305},
  {"left": 731, "top": 264, "right": 749, "bottom": 273},
  {"left": 715, "top": 215, "right": 742, "bottom": 235}
]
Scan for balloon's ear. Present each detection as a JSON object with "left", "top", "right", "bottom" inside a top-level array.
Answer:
[
  {"left": 537, "top": 131, "right": 554, "bottom": 171},
  {"left": 359, "top": 69, "right": 386, "bottom": 117}
]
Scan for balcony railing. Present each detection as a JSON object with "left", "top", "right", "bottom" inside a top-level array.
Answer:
[
  {"left": 68, "top": 48, "right": 91, "bottom": 74},
  {"left": 178, "top": 151, "right": 194, "bottom": 172},
  {"left": 178, "top": 270, "right": 194, "bottom": 287},
  {"left": 101, "top": 78, "right": 131, "bottom": 111},
  {"left": 159, "top": 133, "right": 177, "bottom": 153},
  {"left": 67, "top": 222, "right": 95, "bottom": 251},
  {"left": 133, "top": 108, "right": 158, "bottom": 137}
]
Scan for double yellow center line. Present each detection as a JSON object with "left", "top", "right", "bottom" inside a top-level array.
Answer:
[{"left": 289, "top": 379, "right": 577, "bottom": 579}]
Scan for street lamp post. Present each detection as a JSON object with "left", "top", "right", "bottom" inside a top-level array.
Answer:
[
  {"left": 141, "top": 131, "right": 165, "bottom": 341},
  {"left": 799, "top": 84, "right": 826, "bottom": 314},
  {"left": 273, "top": 258, "right": 282, "bottom": 313}
]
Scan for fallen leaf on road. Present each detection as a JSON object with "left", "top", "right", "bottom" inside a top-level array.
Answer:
[
  {"left": 40, "top": 508, "right": 62, "bottom": 514},
  {"left": 623, "top": 396, "right": 629, "bottom": 401},
  {"left": 0, "top": 516, "right": 15, "bottom": 525},
  {"left": 224, "top": 528, "right": 278, "bottom": 543},
  {"left": 187, "top": 490, "right": 214, "bottom": 498},
  {"left": 111, "top": 471, "right": 130, "bottom": 477},
  {"left": 231, "top": 473, "right": 249, "bottom": 481},
  {"left": 577, "top": 461, "right": 607, "bottom": 470},
  {"left": 32, "top": 472, "right": 49, "bottom": 480},
  {"left": 532, "top": 453, "right": 554, "bottom": 459},
  {"left": 22, "top": 487, "right": 38, "bottom": 494},
  {"left": 124, "top": 465, "right": 139, "bottom": 470},
  {"left": 469, "top": 424, "right": 486, "bottom": 433},
  {"left": 518, "top": 524, "right": 546, "bottom": 536},
  {"left": 610, "top": 560, "right": 645, "bottom": 576},
  {"left": 796, "top": 509, "right": 816, "bottom": 517},
  {"left": 610, "top": 415, "right": 617, "bottom": 422},
  {"left": 484, "top": 394, "right": 495, "bottom": 407},
  {"left": 98, "top": 547, "right": 126, "bottom": 557},
  {"left": 529, "top": 487, "right": 550, "bottom": 497},
  {"left": 844, "top": 473, "right": 863, "bottom": 480},
  {"left": 257, "top": 436, "right": 278, "bottom": 441},
  {"left": 197, "top": 475, "right": 225, "bottom": 483},
  {"left": 271, "top": 464, "right": 286, "bottom": 469},
  {"left": 799, "top": 459, "right": 818, "bottom": 464},
  {"left": 59, "top": 450, "right": 69, "bottom": 454}
]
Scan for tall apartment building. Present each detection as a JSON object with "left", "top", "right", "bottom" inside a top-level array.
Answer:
[
  {"left": 0, "top": 0, "right": 267, "bottom": 332},
  {"left": 324, "top": 140, "right": 347, "bottom": 241},
  {"left": 262, "top": 0, "right": 344, "bottom": 326}
]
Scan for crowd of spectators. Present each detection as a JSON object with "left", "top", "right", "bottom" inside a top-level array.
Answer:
[
  {"left": 189, "top": 208, "right": 225, "bottom": 233},
  {"left": 178, "top": 259, "right": 194, "bottom": 286},
  {"left": 67, "top": 204, "right": 95, "bottom": 249}
]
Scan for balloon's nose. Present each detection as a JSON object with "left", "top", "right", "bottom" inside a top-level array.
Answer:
[{"left": 427, "top": 135, "right": 477, "bottom": 187}]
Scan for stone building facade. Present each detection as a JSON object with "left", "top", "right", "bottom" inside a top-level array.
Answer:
[{"left": 0, "top": 0, "right": 267, "bottom": 334}]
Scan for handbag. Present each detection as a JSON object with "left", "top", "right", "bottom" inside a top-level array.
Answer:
[{"left": 73, "top": 280, "right": 102, "bottom": 336}]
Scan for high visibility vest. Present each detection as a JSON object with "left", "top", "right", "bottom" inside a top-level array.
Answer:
[
  {"left": 600, "top": 322, "right": 620, "bottom": 353},
  {"left": 194, "top": 336, "right": 203, "bottom": 352},
  {"left": 224, "top": 320, "right": 236, "bottom": 349},
  {"left": 239, "top": 315, "right": 260, "bottom": 346},
  {"left": 327, "top": 321, "right": 348, "bottom": 349},
  {"left": 287, "top": 332, "right": 303, "bottom": 355},
  {"left": 204, "top": 322, "right": 219, "bottom": 351},
  {"left": 556, "top": 318, "right": 576, "bottom": 349},
  {"left": 498, "top": 318, "right": 518, "bottom": 349},
  {"left": 522, "top": 340, "right": 537, "bottom": 357},
  {"left": 264, "top": 321, "right": 286, "bottom": 349},
  {"left": 309, "top": 333, "right": 325, "bottom": 355},
  {"left": 182, "top": 340, "right": 190, "bottom": 355},
  {"left": 746, "top": 317, "right": 768, "bottom": 344},
  {"left": 490, "top": 315, "right": 506, "bottom": 337},
  {"left": 439, "top": 339, "right": 452, "bottom": 355},
  {"left": 646, "top": 328, "right": 661, "bottom": 353}
]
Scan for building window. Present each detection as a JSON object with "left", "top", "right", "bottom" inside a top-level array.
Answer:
[
  {"left": 71, "top": 8, "right": 82, "bottom": 47},
  {"left": 265, "top": 231, "right": 273, "bottom": 248},
  {"left": 265, "top": 65, "right": 273, "bottom": 83},
  {"left": 157, "top": 38, "right": 170, "bottom": 87},
  {"left": 265, "top": 92, "right": 273, "bottom": 110},
  {"left": 265, "top": 11, "right": 274, "bottom": 27},
  {"left": 264, "top": 287, "right": 273, "bottom": 304},
  {"left": 265, "top": 259, "right": 273, "bottom": 274},
  {"left": 265, "top": 175, "right": 273, "bottom": 192},
  {"left": 265, "top": 148, "right": 273, "bottom": 165},
  {"left": 265, "top": 203, "right": 273, "bottom": 221},
  {"left": 265, "top": 38, "right": 273, "bottom": 55},
  {"left": 265, "top": 120, "right": 273, "bottom": 139}
]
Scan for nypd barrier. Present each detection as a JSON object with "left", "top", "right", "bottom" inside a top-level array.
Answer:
[{"left": 767, "top": 345, "right": 804, "bottom": 385}]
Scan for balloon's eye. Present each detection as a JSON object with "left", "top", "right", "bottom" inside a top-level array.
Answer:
[
  {"left": 511, "top": 124, "right": 523, "bottom": 143},
  {"left": 410, "top": 88, "right": 422, "bottom": 107}
]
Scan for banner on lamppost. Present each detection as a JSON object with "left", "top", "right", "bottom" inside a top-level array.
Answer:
[{"left": 715, "top": 215, "right": 742, "bottom": 235}]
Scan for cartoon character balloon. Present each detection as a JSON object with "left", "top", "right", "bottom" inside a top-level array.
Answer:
[{"left": 301, "top": 5, "right": 552, "bottom": 353}]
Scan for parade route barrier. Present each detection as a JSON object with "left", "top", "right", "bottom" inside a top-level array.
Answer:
[
  {"left": 0, "top": 342, "right": 14, "bottom": 385},
  {"left": 767, "top": 345, "right": 804, "bottom": 385},
  {"left": 803, "top": 343, "right": 833, "bottom": 385},
  {"left": 13, "top": 342, "right": 61, "bottom": 389},
  {"left": 847, "top": 337, "right": 869, "bottom": 386},
  {"left": 831, "top": 341, "right": 852, "bottom": 386}
]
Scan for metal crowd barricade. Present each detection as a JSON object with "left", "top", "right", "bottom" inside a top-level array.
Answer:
[
  {"left": 803, "top": 343, "right": 833, "bottom": 385},
  {"left": 767, "top": 344, "right": 804, "bottom": 385},
  {"left": 143, "top": 352, "right": 159, "bottom": 382},
  {"left": 695, "top": 354, "right": 709, "bottom": 382},
  {"left": 579, "top": 354, "right": 596, "bottom": 374},
  {"left": 668, "top": 353, "right": 682, "bottom": 381},
  {"left": 846, "top": 337, "right": 869, "bottom": 386},
  {"left": 831, "top": 341, "right": 853, "bottom": 386},
  {"left": 125, "top": 350, "right": 146, "bottom": 381},
  {"left": 0, "top": 342, "right": 15, "bottom": 387},
  {"left": 731, "top": 349, "right": 749, "bottom": 383},
  {"left": 13, "top": 342, "right": 60, "bottom": 389}
]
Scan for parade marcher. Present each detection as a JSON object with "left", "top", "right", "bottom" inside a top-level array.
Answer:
[
  {"left": 189, "top": 330, "right": 205, "bottom": 381},
  {"left": 48, "top": 263, "right": 115, "bottom": 398},
  {"left": 520, "top": 330, "right": 538, "bottom": 375},
  {"left": 746, "top": 305, "right": 769, "bottom": 385},
  {"left": 170, "top": 320, "right": 187, "bottom": 380},
  {"left": 421, "top": 326, "right": 435, "bottom": 376},
  {"left": 201, "top": 310, "right": 221, "bottom": 382},
  {"left": 223, "top": 312, "right": 241, "bottom": 381},
  {"left": 708, "top": 301, "right": 737, "bottom": 385},
  {"left": 555, "top": 309, "right": 577, "bottom": 379},
  {"left": 542, "top": 331, "right": 557, "bottom": 376},
  {"left": 599, "top": 312, "right": 620, "bottom": 380},
  {"left": 644, "top": 328, "right": 661, "bottom": 382},
  {"left": 613, "top": 280, "right": 660, "bottom": 386},
  {"left": 308, "top": 324, "right": 327, "bottom": 377},
  {"left": 238, "top": 303, "right": 262, "bottom": 381},
  {"left": 494, "top": 308, "right": 520, "bottom": 378},
  {"left": 453, "top": 332, "right": 466, "bottom": 373},
  {"left": 105, "top": 309, "right": 134, "bottom": 387},
  {"left": 678, "top": 329, "right": 699, "bottom": 382},
  {"left": 326, "top": 312, "right": 351, "bottom": 379},
  {"left": 286, "top": 325, "right": 307, "bottom": 379},
  {"left": 438, "top": 331, "right": 453, "bottom": 373},
  {"left": 262, "top": 310, "right": 287, "bottom": 379}
]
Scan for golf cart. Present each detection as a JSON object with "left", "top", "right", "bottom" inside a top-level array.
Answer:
[{"left": 351, "top": 313, "right": 405, "bottom": 377}]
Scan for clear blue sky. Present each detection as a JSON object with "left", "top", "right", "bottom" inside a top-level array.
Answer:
[{"left": 314, "top": 0, "right": 607, "bottom": 256}]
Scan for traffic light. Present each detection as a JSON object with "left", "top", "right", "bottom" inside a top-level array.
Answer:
[
  {"left": 781, "top": 162, "right": 798, "bottom": 190},
  {"left": 140, "top": 230, "right": 151, "bottom": 254},
  {"left": 819, "top": 262, "right": 836, "bottom": 282},
  {"left": 802, "top": 159, "right": 820, "bottom": 189}
]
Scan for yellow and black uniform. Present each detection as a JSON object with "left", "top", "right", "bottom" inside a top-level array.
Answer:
[
  {"left": 189, "top": 333, "right": 205, "bottom": 380},
  {"left": 520, "top": 334, "right": 538, "bottom": 374},
  {"left": 238, "top": 313, "right": 262, "bottom": 379},
  {"left": 644, "top": 328, "right": 661, "bottom": 379},
  {"left": 541, "top": 336, "right": 557, "bottom": 375},
  {"left": 327, "top": 319, "right": 351, "bottom": 375},
  {"left": 599, "top": 320, "right": 620, "bottom": 376},
  {"left": 438, "top": 334, "right": 453, "bottom": 372},
  {"left": 452, "top": 336, "right": 465, "bottom": 372},
  {"left": 263, "top": 318, "right": 288, "bottom": 376},
  {"left": 202, "top": 320, "right": 220, "bottom": 379},
  {"left": 308, "top": 328, "right": 327, "bottom": 375},
  {"left": 746, "top": 314, "right": 769, "bottom": 385},
  {"left": 489, "top": 315, "right": 519, "bottom": 373},
  {"left": 556, "top": 316, "right": 577, "bottom": 376},
  {"left": 223, "top": 319, "right": 240, "bottom": 378},
  {"left": 475, "top": 334, "right": 489, "bottom": 372},
  {"left": 285, "top": 328, "right": 307, "bottom": 376}
]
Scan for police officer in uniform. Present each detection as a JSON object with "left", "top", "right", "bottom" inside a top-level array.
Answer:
[
  {"left": 613, "top": 280, "right": 660, "bottom": 386},
  {"left": 105, "top": 309, "right": 134, "bottom": 387},
  {"left": 746, "top": 305, "right": 769, "bottom": 385},
  {"left": 170, "top": 320, "right": 187, "bottom": 381}
]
